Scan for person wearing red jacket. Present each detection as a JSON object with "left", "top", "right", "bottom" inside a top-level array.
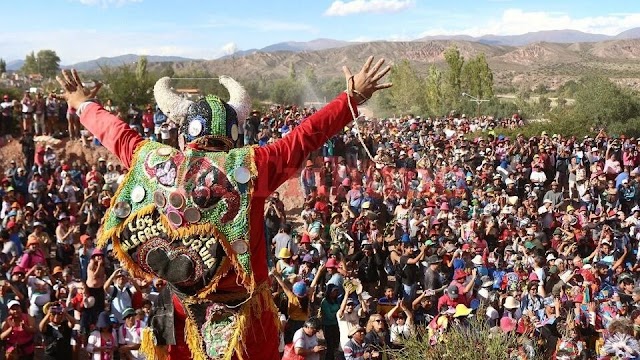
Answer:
[{"left": 55, "top": 56, "right": 390, "bottom": 360}]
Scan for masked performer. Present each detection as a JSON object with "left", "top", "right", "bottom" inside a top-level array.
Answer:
[{"left": 56, "top": 56, "right": 390, "bottom": 360}]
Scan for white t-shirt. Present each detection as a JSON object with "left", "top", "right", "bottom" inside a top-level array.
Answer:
[
  {"left": 119, "top": 322, "right": 144, "bottom": 360},
  {"left": 337, "top": 307, "right": 361, "bottom": 349},
  {"left": 87, "top": 329, "right": 118, "bottom": 360},
  {"left": 292, "top": 327, "right": 319, "bottom": 360},
  {"left": 27, "top": 276, "right": 51, "bottom": 316}
]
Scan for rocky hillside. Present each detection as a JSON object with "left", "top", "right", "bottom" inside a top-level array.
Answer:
[{"left": 161, "top": 39, "right": 640, "bottom": 91}]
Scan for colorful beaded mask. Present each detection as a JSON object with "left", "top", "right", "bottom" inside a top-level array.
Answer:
[{"left": 154, "top": 76, "right": 250, "bottom": 151}]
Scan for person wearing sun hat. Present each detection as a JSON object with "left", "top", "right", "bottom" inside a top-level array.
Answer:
[
  {"left": 1, "top": 299, "right": 36, "bottom": 358},
  {"left": 275, "top": 247, "right": 296, "bottom": 279},
  {"left": 40, "top": 300, "right": 76, "bottom": 360},
  {"left": 86, "top": 311, "right": 117, "bottom": 360},
  {"left": 271, "top": 268, "right": 324, "bottom": 344}
]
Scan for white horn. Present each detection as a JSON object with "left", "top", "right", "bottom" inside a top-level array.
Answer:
[
  {"left": 219, "top": 75, "right": 250, "bottom": 127},
  {"left": 153, "top": 77, "right": 193, "bottom": 124}
]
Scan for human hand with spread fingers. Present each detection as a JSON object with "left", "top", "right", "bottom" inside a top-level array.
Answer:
[
  {"left": 56, "top": 69, "right": 102, "bottom": 109},
  {"left": 343, "top": 56, "right": 392, "bottom": 104}
]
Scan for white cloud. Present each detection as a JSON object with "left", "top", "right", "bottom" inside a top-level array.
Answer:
[
  {"left": 221, "top": 42, "right": 238, "bottom": 55},
  {"left": 74, "top": 0, "right": 142, "bottom": 7},
  {"left": 324, "top": 0, "right": 414, "bottom": 16},
  {"left": 419, "top": 9, "right": 640, "bottom": 37}
]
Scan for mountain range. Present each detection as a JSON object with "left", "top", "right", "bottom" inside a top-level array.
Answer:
[
  {"left": 6, "top": 28, "right": 640, "bottom": 91},
  {"left": 7, "top": 27, "right": 640, "bottom": 72}
]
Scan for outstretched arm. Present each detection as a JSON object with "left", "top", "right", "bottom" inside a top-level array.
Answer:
[
  {"left": 254, "top": 56, "right": 391, "bottom": 197},
  {"left": 56, "top": 69, "right": 144, "bottom": 169}
]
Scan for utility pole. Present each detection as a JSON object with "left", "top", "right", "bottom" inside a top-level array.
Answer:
[{"left": 462, "top": 92, "right": 489, "bottom": 118}]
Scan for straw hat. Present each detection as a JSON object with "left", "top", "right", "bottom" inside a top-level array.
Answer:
[{"left": 503, "top": 296, "right": 520, "bottom": 310}]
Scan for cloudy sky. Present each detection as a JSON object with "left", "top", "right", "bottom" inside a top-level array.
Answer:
[{"left": 3, "top": 0, "right": 640, "bottom": 64}]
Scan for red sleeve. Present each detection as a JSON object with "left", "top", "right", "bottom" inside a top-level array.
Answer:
[
  {"left": 253, "top": 93, "right": 357, "bottom": 198},
  {"left": 79, "top": 103, "right": 144, "bottom": 169}
]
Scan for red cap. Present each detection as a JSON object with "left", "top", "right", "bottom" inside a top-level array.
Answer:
[
  {"left": 300, "top": 233, "right": 311, "bottom": 244},
  {"left": 453, "top": 269, "right": 467, "bottom": 280},
  {"left": 325, "top": 258, "right": 338, "bottom": 269},
  {"left": 6, "top": 221, "right": 16, "bottom": 229}
]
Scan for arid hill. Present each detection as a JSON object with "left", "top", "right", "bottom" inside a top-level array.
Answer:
[{"left": 162, "top": 39, "right": 640, "bottom": 91}]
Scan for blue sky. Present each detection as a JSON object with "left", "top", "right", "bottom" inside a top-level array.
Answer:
[{"left": 3, "top": 0, "right": 640, "bottom": 64}]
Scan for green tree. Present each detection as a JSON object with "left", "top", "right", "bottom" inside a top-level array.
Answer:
[
  {"left": 99, "top": 59, "right": 158, "bottom": 108},
  {"left": 303, "top": 67, "right": 318, "bottom": 87},
  {"left": 22, "top": 51, "right": 38, "bottom": 74},
  {"left": 288, "top": 63, "right": 296, "bottom": 80},
  {"left": 461, "top": 53, "right": 494, "bottom": 100},
  {"left": 571, "top": 75, "right": 640, "bottom": 128},
  {"left": 388, "top": 60, "right": 422, "bottom": 114},
  {"left": 443, "top": 46, "right": 464, "bottom": 110},
  {"left": 424, "top": 64, "right": 444, "bottom": 116},
  {"left": 21, "top": 50, "right": 61, "bottom": 78},
  {"left": 0, "top": 58, "right": 5, "bottom": 74},
  {"left": 36, "top": 50, "right": 61, "bottom": 78},
  {"left": 270, "top": 78, "right": 302, "bottom": 105}
]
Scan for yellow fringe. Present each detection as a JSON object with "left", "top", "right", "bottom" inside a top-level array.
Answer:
[
  {"left": 185, "top": 316, "right": 207, "bottom": 360},
  {"left": 197, "top": 261, "right": 233, "bottom": 299},
  {"left": 140, "top": 327, "right": 165, "bottom": 360}
]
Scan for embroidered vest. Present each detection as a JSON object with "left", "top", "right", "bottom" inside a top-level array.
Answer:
[{"left": 98, "top": 141, "right": 275, "bottom": 360}]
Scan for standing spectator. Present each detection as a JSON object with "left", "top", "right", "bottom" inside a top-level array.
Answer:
[
  {"left": 55, "top": 214, "right": 77, "bottom": 267},
  {"left": 0, "top": 300, "right": 35, "bottom": 360},
  {"left": 264, "top": 195, "right": 284, "bottom": 246},
  {"left": 118, "top": 308, "right": 144, "bottom": 360},
  {"left": 104, "top": 269, "right": 138, "bottom": 324},
  {"left": 301, "top": 160, "right": 316, "bottom": 197},
  {"left": 1, "top": 94, "right": 13, "bottom": 139},
  {"left": 33, "top": 93, "right": 46, "bottom": 136},
  {"left": 46, "top": 94, "right": 60, "bottom": 135},
  {"left": 21, "top": 91, "right": 34, "bottom": 132},
  {"left": 86, "top": 248, "right": 106, "bottom": 327},
  {"left": 39, "top": 301, "right": 76, "bottom": 360},
  {"left": 343, "top": 326, "right": 373, "bottom": 360},
  {"left": 86, "top": 311, "right": 117, "bottom": 360},
  {"left": 291, "top": 318, "right": 325, "bottom": 360},
  {"left": 152, "top": 105, "right": 167, "bottom": 143}
]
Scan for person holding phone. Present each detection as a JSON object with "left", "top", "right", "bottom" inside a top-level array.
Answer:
[{"left": 40, "top": 301, "right": 76, "bottom": 360}]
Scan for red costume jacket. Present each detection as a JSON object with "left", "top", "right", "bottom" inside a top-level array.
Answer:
[{"left": 79, "top": 93, "right": 358, "bottom": 360}]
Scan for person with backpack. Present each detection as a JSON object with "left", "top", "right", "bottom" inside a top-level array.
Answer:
[
  {"left": 118, "top": 308, "right": 144, "bottom": 360},
  {"left": 103, "top": 269, "right": 140, "bottom": 324}
]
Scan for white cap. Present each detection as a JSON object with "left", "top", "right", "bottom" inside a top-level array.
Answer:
[
  {"left": 543, "top": 199, "right": 552, "bottom": 204},
  {"left": 591, "top": 147, "right": 598, "bottom": 152},
  {"left": 7, "top": 300, "right": 20, "bottom": 309},
  {"left": 546, "top": 253, "right": 556, "bottom": 261},
  {"left": 399, "top": 199, "right": 406, "bottom": 205}
]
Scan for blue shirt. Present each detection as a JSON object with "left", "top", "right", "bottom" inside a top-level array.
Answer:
[{"left": 10, "top": 232, "right": 23, "bottom": 257}]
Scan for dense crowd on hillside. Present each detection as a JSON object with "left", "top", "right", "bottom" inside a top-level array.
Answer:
[{"left": 2, "top": 88, "right": 640, "bottom": 360}]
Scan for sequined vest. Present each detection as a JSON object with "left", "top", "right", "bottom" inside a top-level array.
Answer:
[{"left": 98, "top": 141, "right": 274, "bottom": 360}]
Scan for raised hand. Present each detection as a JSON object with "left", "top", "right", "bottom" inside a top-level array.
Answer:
[
  {"left": 343, "top": 56, "right": 392, "bottom": 103},
  {"left": 56, "top": 69, "right": 103, "bottom": 109}
]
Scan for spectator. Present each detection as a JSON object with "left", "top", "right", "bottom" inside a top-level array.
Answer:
[{"left": 39, "top": 301, "right": 76, "bottom": 360}]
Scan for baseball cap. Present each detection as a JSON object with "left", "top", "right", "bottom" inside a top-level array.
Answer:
[
  {"left": 446, "top": 285, "right": 459, "bottom": 299},
  {"left": 121, "top": 308, "right": 136, "bottom": 319}
]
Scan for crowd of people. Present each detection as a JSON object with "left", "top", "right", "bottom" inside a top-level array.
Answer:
[{"left": 2, "top": 88, "right": 640, "bottom": 360}]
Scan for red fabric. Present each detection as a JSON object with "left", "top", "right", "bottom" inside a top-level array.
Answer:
[{"left": 80, "top": 93, "right": 357, "bottom": 360}]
